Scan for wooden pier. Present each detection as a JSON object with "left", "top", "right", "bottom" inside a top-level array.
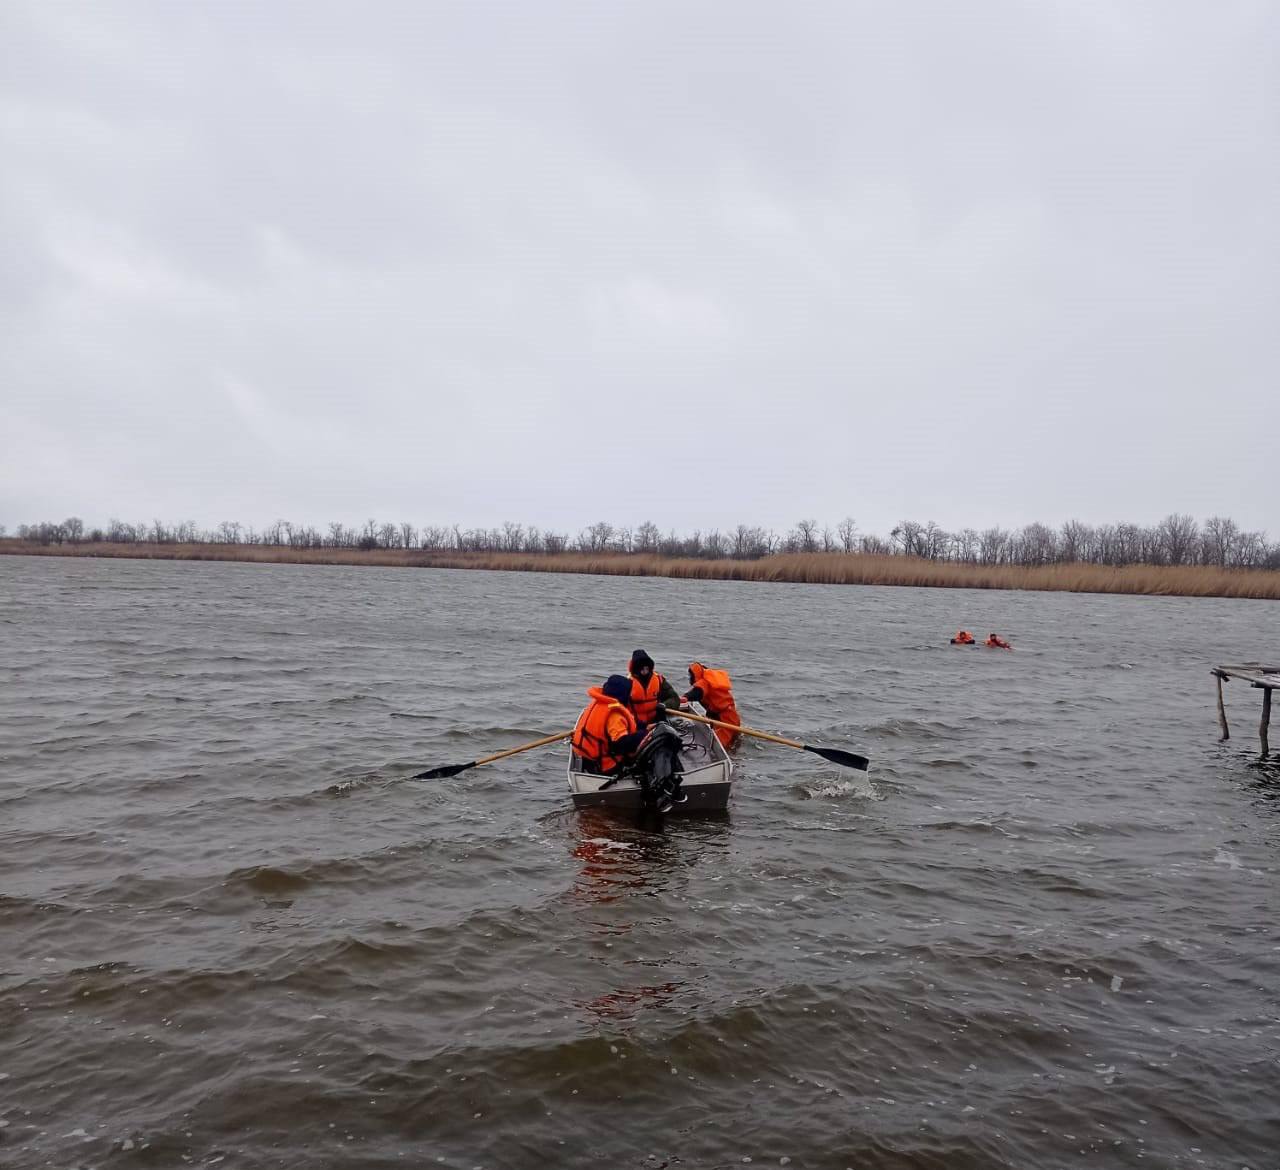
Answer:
[{"left": 1212, "top": 663, "right": 1279, "bottom": 759}]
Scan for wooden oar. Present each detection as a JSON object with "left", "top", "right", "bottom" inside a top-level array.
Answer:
[
  {"left": 673, "top": 709, "right": 870, "bottom": 772},
  {"left": 412, "top": 730, "right": 573, "bottom": 780}
]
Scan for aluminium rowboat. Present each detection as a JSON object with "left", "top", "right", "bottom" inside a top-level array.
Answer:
[{"left": 566, "top": 712, "right": 733, "bottom": 812}]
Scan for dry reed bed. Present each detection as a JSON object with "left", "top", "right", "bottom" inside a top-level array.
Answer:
[{"left": 3, "top": 540, "right": 1278, "bottom": 599}]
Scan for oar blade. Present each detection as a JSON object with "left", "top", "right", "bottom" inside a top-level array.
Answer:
[
  {"left": 412, "top": 761, "right": 475, "bottom": 780},
  {"left": 804, "top": 744, "right": 870, "bottom": 772}
]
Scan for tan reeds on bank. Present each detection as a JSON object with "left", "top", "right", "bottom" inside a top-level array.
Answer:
[{"left": 4, "top": 540, "right": 1279, "bottom": 599}]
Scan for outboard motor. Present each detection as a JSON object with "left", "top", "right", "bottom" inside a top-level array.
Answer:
[{"left": 632, "top": 723, "right": 686, "bottom": 813}]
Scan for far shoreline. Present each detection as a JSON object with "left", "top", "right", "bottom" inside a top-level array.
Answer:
[{"left": 2, "top": 539, "right": 1277, "bottom": 600}]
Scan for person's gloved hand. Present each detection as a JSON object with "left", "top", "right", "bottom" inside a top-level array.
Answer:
[{"left": 652, "top": 704, "right": 668, "bottom": 722}]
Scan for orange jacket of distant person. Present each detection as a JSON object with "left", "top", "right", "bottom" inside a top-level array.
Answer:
[
  {"left": 951, "top": 630, "right": 975, "bottom": 645},
  {"left": 985, "top": 634, "right": 1012, "bottom": 649},
  {"left": 685, "top": 662, "right": 742, "bottom": 750},
  {"left": 572, "top": 687, "right": 639, "bottom": 773}
]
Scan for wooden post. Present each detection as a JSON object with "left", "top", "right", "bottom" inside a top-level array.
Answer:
[
  {"left": 1215, "top": 672, "right": 1230, "bottom": 742},
  {"left": 1261, "top": 686, "right": 1272, "bottom": 760}
]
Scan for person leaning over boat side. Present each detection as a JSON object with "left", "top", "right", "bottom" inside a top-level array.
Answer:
[
  {"left": 683, "top": 661, "right": 742, "bottom": 750},
  {"left": 572, "top": 674, "right": 648, "bottom": 775},
  {"left": 627, "top": 648, "right": 683, "bottom": 729}
]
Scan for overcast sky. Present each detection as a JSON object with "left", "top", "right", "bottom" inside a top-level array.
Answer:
[{"left": 2, "top": 1, "right": 1276, "bottom": 538}]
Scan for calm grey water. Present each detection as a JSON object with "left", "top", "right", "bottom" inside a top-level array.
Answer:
[{"left": 1, "top": 555, "right": 1278, "bottom": 1170}]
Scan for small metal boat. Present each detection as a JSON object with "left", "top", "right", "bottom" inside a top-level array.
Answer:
[{"left": 566, "top": 713, "right": 733, "bottom": 812}]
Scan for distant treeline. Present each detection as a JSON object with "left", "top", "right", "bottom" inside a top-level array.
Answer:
[{"left": 7, "top": 514, "right": 1279, "bottom": 571}]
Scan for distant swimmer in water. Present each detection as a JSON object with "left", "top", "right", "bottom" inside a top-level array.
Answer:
[
  {"left": 950, "top": 630, "right": 975, "bottom": 645},
  {"left": 985, "top": 633, "right": 1012, "bottom": 649}
]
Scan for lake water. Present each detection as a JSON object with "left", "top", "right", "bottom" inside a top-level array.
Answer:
[{"left": 1, "top": 554, "right": 1278, "bottom": 1169}]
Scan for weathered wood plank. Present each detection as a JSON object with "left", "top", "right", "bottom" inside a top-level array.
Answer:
[
  {"left": 1214, "top": 665, "right": 1280, "bottom": 688},
  {"left": 1216, "top": 672, "right": 1230, "bottom": 741},
  {"left": 1262, "top": 688, "right": 1272, "bottom": 760}
]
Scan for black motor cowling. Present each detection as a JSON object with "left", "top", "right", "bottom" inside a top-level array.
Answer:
[{"left": 633, "top": 723, "right": 685, "bottom": 811}]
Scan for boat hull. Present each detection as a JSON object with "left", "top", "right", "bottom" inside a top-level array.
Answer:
[{"left": 567, "top": 712, "right": 732, "bottom": 813}]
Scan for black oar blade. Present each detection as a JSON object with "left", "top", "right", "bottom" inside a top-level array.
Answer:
[
  {"left": 412, "top": 761, "right": 475, "bottom": 780},
  {"left": 803, "top": 744, "right": 870, "bottom": 772}
]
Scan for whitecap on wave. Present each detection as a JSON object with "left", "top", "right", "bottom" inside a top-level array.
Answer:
[{"left": 794, "top": 774, "right": 879, "bottom": 801}]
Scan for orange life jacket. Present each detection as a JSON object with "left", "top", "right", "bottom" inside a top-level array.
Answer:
[
  {"left": 953, "top": 630, "right": 975, "bottom": 644},
  {"left": 629, "top": 672, "right": 664, "bottom": 724},
  {"left": 572, "top": 687, "right": 638, "bottom": 773},
  {"left": 985, "top": 635, "right": 1011, "bottom": 649},
  {"left": 691, "top": 665, "right": 742, "bottom": 721}
]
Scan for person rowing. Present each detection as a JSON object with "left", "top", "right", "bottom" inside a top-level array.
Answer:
[
  {"left": 950, "top": 630, "right": 975, "bottom": 645},
  {"left": 682, "top": 661, "right": 742, "bottom": 750}
]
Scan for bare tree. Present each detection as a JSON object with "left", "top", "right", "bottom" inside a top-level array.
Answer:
[
  {"left": 1157, "top": 513, "right": 1198, "bottom": 566},
  {"left": 635, "top": 521, "right": 660, "bottom": 553},
  {"left": 979, "top": 527, "right": 1009, "bottom": 565},
  {"left": 1059, "top": 519, "right": 1090, "bottom": 563},
  {"left": 1201, "top": 516, "right": 1237, "bottom": 566},
  {"left": 891, "top": 520, "right": 926, "bottom": 557},
  {"left": 792, "top": 518, "right": 819, "bottom": 553},
  {"left": 1113, "top": 523, "right": 1142, "bottom": 566},
  {"left": 1233, "top": 530, "right": 1266, "bottom": 568},
  {"left": 836, "top": 517, "right": 857, "bottom": 553},
  {"left": 1017, "top": 523, "right": 1057, "bottom": 566},
  {"left": 576, "top": 521, "right": 614, "bottom": 553}
]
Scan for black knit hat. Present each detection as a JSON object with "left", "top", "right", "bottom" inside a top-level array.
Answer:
[
  {"left": 629, "top": 648, "right": 654, "bottom": 674},
  {"left": 602, "top": 674, "right": 632, "bottom": 703}
]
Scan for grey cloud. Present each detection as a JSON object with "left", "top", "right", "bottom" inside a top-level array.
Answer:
[{"left": 2, "top": 0, "right": 1276, "bottom": 536}]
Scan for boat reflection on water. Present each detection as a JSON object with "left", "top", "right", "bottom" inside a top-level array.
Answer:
[
  {"left": 569, "top": 806, "right": 730, "bottom": 907},
  {"left": 579, "top": 977, "right": 686, "bottom": 1022},
  {"left": 567, "top": 808, "right": 730, "bottom": 1022}
]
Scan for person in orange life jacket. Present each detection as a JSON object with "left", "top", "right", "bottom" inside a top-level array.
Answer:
[
  {"left": 627, "top": 649, "right": 683, "bottom": 729},
  {"left": 571, "top": 674, "right": 649, "bottom": 775},
  {"left": 682, "top": 661, "right": 742, "bottom": 750},
  {"left": 951, "top": 630, "right": 975, "bottom": 645},
  {"left": 985, "top": 633, "right": 1012, "bottom": 649}
]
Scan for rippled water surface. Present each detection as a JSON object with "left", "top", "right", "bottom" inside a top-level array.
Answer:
[{"left": 2, "top": 555, "right": 1279, "bottom": 1169}]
